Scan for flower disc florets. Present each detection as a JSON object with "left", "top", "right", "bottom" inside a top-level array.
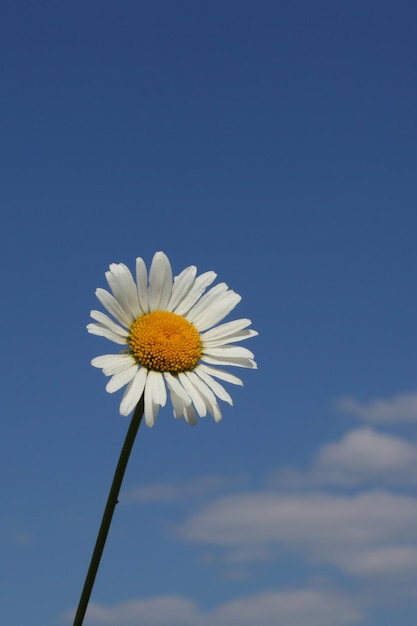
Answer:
[{"left": 129, "top": 311, "right": 202, "bottom": 373}]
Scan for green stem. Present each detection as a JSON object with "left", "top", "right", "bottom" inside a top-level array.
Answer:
[{"left": 73, "top": 395, "right": 144, "bottom": 626}]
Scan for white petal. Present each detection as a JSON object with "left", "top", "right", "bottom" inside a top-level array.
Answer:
[
  {"left": 183, "top": 402, "right": 197, "bottom": 425},
  {"left": 86, "top": 323, "right": 128, "bottom": 345},
  {"left": 151, "top": 370, "right": 168, "bottom": 407},
  {"left": 201, "top": 318, "right": 254, "bottom": 341},
  {"left": 113, "top": 263, "right": 142, "bottom": 318},
  {"left": 144, "top": 388, "right": 159, "bottom": 427},
  {"left": 164, "top": 372, "right": 192, "bottom": 405},
  {"left": 106, "top": 363, "right": 138, "bottom": 393},
  {"left": 89, "top": 310, "right": 128, "bottom": 339},
  {"left": 195, "top": 368, "right": 233, "bottom": 404},
  {"left": 148, "top": 251, "right": 173, "bottom": 311},
  {"left": 120, "top": 368, "right": 148, "bottom": 416},
  {"left": 91, "top": 353, "right": 134, "bottom": 376},
  {"left": 169, "top": 390, "right": 187, "bottom": 420},
  {"left": 186, "top": 283, "right": 228, "bottom": 321},
  {"left": 197, "top": 363, "right": 244, "bottom": 386},
  {"left": 178, "top": 372, "right": 207, "bottom": 417},
  {"left": 144, "top": 370, "right": 166, "bottom": 426},
  {"left": 136, "top": 257, "right": 149, "bottom": 312},
  {"left": 105, "top": 266, "right": 135, "bottom": 322},
  {"left": 211, "top": 404, "right": 223, "bottom": 423},
  {"left": 173, "top": 271, "right": 217, "bottom": 316},
  {"left": 202, "top": 330, "right": 258, "bottom": 347},
  {"left": 203, "top": 345, "right": 255, "bottom": 359},
  {"left": 167, "top": 265, "right": 197, "bottom": 312},
  {"left": 95, "top": 288, "right": 132, "bottom": 329},
  {"left": 185, "top": 370, "right": 216, "bottom": 403},
  {"left": 185, "top": 371, "right": 223, "bottom": 421},
  {"left": 190, "top": 290, "right": 242, "bottom": 332},
  {"left": 202, "top": 355, "right": 257, "bottom": 369}
]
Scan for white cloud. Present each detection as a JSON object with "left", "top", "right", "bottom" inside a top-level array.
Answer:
[
  {"left": 200, "top": 588, "right": 362, "bottom": 626},
  {"left": 68, "top": 388, "right": 417, "bottom": 626},
  {"left": 336, "top": 391, "right": 417, "bottom": 423},
  {"left": 223, "top": 544, "right": 274, "bottom": 563},
  {"left": 340, "top": 545, "right": 417, "bottom": 577},
  {"left": 317, "top": 428, "right": 417, "bottom": 471},
  {"left": 61, "top": 589, "right": 362, "bottom": 626},
  {"left": 272, "top": 428, "right": 417, "bottom": 487},
  {"left": 126, "top": 473, "right": 249, "bottom": 503},
  {"left": 176, "top": 489, "right": 417, "bottom": 577},
  {"left": 315, "top": 427, "right": 417, "bottom": 484},
  {"left": 9, "top": 527, "right": 32, "bottom": 546},
  {"left": 62, "top": 595, "right": 198, "bottom": 625}
]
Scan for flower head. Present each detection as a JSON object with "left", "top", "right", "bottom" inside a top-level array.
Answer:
[{"left": 87, "top": 252, "right": 257, "bottom": 427}]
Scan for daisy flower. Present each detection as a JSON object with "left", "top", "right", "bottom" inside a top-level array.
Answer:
[{"left": 87, "top": 251, "right": 257, "bottom": 427}]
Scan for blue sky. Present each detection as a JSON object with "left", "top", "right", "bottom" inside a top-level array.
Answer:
[{"left": 2, "top": 1, "right": 417, "bottom": 624}]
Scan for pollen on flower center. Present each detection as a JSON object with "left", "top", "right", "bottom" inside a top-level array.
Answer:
[{"left": 128, "top": 311, "right": 202, "bottom": 373}]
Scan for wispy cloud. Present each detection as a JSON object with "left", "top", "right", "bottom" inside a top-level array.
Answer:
[
  {"left": 3, "top": 520, "right": 32, "bottom": 547},
  {"left": 340, "top": 545, "right": 417, "bottom": 577},
  {"left": 200, "top": 588, "right": 362, "bottom": 626},
  {"left": 273, "top": 427, "right": 417, "bottom": 487},
  {"left": 336, "top": 391, "right": 417, "bottom": 423},
  {"left": 126, "top": 473, "right": 250, "bottom": 503},
  {"left": 63, "top": 391, "right": 417, "bottom": 626},
  {"left": 61, "top": 588, "right": 362, "bottom": 626},
  {"left": 61, "top": 595, "right": 198, "bottom": 625},
  {"left": 175, "top": 489, "right": 417, "bottom": 578}
]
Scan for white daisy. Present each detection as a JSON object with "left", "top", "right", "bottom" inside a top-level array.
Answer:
[{"left": 87, "top": 251, "right": 257, "bottom": 427}]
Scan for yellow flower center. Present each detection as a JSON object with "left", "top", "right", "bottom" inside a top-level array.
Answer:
[{"left": 128, "top": 311, "right": 202, "bottom": 373}]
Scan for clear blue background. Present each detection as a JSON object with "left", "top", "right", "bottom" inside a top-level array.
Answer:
[{"left": 1, "top": 1, "right": 417, "bottom": 625}]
